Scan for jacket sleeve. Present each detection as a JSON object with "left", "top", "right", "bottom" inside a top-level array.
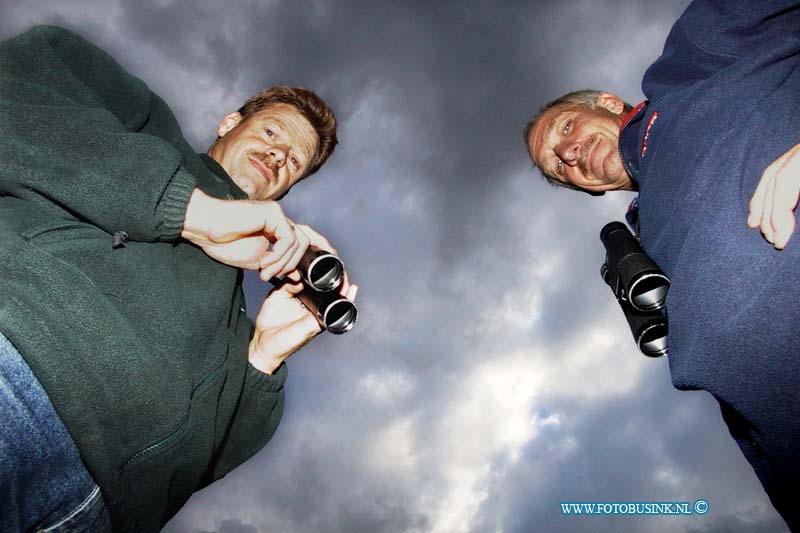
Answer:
[
  {"left": 201, "top": 362, "right": 287, "bottom": 484},
  {"left": 0, "top": 25, "right": 196, "bottom": 241},
  {"left": 643, "top": 0, "right": 800, "bottom": 96}
]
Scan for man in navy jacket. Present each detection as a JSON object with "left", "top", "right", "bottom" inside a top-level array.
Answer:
[{"left": 525, "top": 0, "right": 800, "bottom": 529}]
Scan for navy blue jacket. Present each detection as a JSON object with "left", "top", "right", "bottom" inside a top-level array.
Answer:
[{"left": 618, "top": 0, "right": 800, "bottom": 526}]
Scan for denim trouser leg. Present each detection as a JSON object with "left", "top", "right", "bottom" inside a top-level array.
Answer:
[{"left": 0, "top": 332, "right": 110, "bottom": 532}]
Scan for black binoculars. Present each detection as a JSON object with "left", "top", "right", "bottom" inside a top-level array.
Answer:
[
  {"left": 600, "top": 221, "right": 669, "bottom": 357},
  {"left": 295, "top": 248, "right": 358, "bottom": 335}
]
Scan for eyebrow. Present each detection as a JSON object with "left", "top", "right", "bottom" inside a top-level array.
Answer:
[
  {"left": 533, "top": 114, "right": 559, "bottom": 170},
  {"left": 544, "top": 114, "right": 559, "bottom": 139},
  {"left": 542, "top": 111, "right": 573, "bottom": 179},
  {"left": 262, "top": 117, "right": 288, "bottom": 136}
]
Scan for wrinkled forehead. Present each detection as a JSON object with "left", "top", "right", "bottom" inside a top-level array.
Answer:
[
  {"left": 246, "top": 103, "right": 308, "bottom": 132},
  {"left": 252, "top": 103, "right": 317, "bottom": 141},
  {"left": 528, "top": 104, "right": 571, "bottom": 170}
]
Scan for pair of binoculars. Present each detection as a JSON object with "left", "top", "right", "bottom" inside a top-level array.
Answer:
[
  {"left": 296, "top": 248, "right": 358, "bottom": 334},
  {"left": 600, "top": 222, "right": 669, "bottom": 357}
]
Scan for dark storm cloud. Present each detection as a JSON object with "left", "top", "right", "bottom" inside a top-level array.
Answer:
[
  {"left": 86, "top": 0, "right": 678, "bottom": 257},
  {"left": 197, "top": 518, "right": 260, "bottom": 533},
  {"left": 1, "top": 1, "right": 787, "bottom": 532}
]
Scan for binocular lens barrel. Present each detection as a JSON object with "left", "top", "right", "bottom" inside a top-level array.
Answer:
[
  {"left": 600, "top": 222, "right": 670, "bottom": 312},
  {"left": 324, "top": 299, "right": 358, "bottom": 335},
  {"left": 300, "top": 250, "right": 345, "bottom": 293},
  {"left": 629, "top": 273, "right": 670, "bottom": 311},
  {"left": 600, "top": 219, "right": 671, "bottom": 358},
  {"left": 602, "top": 261, "right": 668, "bottom": 357},
  {"left": 626, "top": 306, "right": 669, "bottom": 357},
  {"left": 639, "top": 322, "right": 668, "bottom": 357},
  {"left": 295, "top": 247, "right": 356, "bottom": 334},
  {"left": 600, "top": 263, "right": 669, "bottom": 357},
  {"left": 600, "top": 221, "right": 640, "bottom": 257},
  {"left": 297, "top": 288, "right": 358, "bottom": 335}
]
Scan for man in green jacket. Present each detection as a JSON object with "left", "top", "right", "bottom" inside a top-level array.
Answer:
[{"left": 0, "top": 26, "right": 356, "bottom": 531}]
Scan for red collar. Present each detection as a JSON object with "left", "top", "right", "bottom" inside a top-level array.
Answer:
[{"left": 620, "top": 100, "right": 648, "bottom": 131}]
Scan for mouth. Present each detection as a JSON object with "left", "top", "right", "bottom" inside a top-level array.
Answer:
[
  {"left": 584, "top": 137, "right": 604, "bottom": 177},
  {"left": 249, "top": 157, "right": 274, "bottom": 184}
]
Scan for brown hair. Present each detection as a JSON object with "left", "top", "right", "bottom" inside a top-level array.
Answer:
[{"left": 238, "top": 86, "right": 338, "bottom": 176}]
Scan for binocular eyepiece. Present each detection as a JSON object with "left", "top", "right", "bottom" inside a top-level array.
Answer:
[
  {"left": 295, "top": 248, "right": 358, "bottom": 335},
  {"left": 600, "top": 222, "right": 669, "bottom": 357}
]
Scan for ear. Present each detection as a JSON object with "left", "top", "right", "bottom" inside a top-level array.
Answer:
[
  {"left": 595, "top": 93, "right": 626, "bottom": 115},
  {"left": 217, "top": 112, "right": 243, "bottom": 137}
]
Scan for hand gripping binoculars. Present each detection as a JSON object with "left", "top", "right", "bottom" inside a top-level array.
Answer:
[
  {"left": 600, "top": 222, "right": 669, "bottom": 357},
  {"left": 295, "top": 248, "right": 358, "bottom": 334}
]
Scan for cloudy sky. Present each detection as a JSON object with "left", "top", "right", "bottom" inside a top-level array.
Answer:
[{"left": 1, "top": 1, "right": 790, "bottom": 532}]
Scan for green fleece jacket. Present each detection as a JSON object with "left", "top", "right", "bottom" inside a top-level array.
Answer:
[{"left": 0, "top": 26, "right": 286, "bottom": 530}]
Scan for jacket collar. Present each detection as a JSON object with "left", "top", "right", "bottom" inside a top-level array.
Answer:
[
  {"left": 198, "top": 153, "right": 249, "bottom": 200},
  {"left": 618, "top": 100, "right": 648, "bottom": 182},
  {"left": 620, "top": 100, "right": 647, "bottom": 131}
]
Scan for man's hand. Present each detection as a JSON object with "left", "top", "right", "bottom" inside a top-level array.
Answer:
[
  {"left": 181, "top": 189, "right": 309, "bottom": 280},
  {"left": 748, "top": 143, "right": 800, "bottom": 250},
  {"left": 295, "top": 223, "right": 339, "bottom": 254},
  {"left": 248, "top": 273, "right": 359, "bottom": 374}
]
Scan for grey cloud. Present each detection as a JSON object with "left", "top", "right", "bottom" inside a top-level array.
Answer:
[
  {"left": 1, "top": 1, "right": 786, "bottom": 532},
  {"left": 198, "top": 518, "right": 260, "bottom": 533}
]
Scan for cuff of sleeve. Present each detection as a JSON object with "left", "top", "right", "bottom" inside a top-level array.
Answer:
[
  {"left": 156, "top": 168, "right": 197, "bottom": 240},
  {"left": 245, "top": 361, "right": 287, "bottom": 393}
]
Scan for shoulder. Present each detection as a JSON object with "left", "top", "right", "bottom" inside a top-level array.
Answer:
[
  {"left": 678, "top": 0, "right": 800, "bottom": 57},
  {"left": 642, "top": 0, "right": 800, "bottom": 99},
  {"left": 3, "top": 25, "right": 89, "bottom": 51}
]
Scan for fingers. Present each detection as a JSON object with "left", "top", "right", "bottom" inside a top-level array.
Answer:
[
  {"left": 283, "top": 227, "right": 310, "bottom": 275},
  {"left": 296, "top": 224, "right": 337, "bottom": 255},
  {"left": 748, "top": 167, "right": 769, "bottom": 228},
  {"left": 771, "top": 152, "right": 800, "bottom": 249},
  {"left": 748, "top": 144, "right": 800, "bottom": 249},
  {"left": 259, "top": 235, "right": 298, "bottom": 281},
  {"left": 345, "top": 284, "right": 359, "bottom": 302},
  {"left": 283, "top": 277, "right": 305, "bottom": 296},
  {"left": 774, "top": 213, "right": 797, "bottom": 250},
  {"left": 257, "top": 204, "right": 295, "bottom": 277},
  {"left": 258, "top": 215, "right": 311, "bottom": 281},
  {"left": 337, "top": 269, "right": 351, "bottom": 295},
  {"left": 274, "top": 269, "right": 305, "bottom": 296},
  {"left": 188, "top": 197, "right": 340, "bottom": 273},
  {"left": 761, "top": 171, "right": 776, "bottom": 244}
]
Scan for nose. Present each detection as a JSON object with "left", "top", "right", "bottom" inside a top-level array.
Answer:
[
  {"left": 266, "top": 145, "right": 288, "bottom": 167},
  {"left": 554, "top": 140, "right": 581, "bottom": 165}
]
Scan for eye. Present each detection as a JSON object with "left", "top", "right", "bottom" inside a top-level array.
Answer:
[
  {"left": 264, "top": 128, "right": 274, "bottom": 138},
  {"left": 291, "top": 157, "right": 300, "bottom": 169},
  {"left": 562, "top": 120, "right": 572, "bottom": 135}
]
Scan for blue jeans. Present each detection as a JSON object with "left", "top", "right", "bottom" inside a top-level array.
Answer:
[{"left": 0, "top": 332, "right": 110, "bottom": 532}]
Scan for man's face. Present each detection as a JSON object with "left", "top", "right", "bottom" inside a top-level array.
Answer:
[
  {"left": 528, "top": 94, "right": 633, "bottom": 193},
  {"left": 209, "top": 103, "right": 319, "bottom": 200}
]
